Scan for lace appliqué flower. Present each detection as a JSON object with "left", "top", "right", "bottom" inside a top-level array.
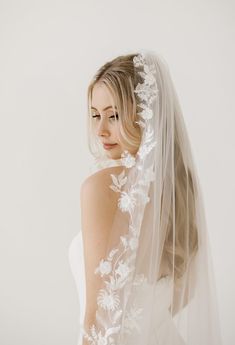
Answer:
[
  {"left": 109, "top": 170, "right": 127, "bottom": 193},
  {"left": 118, "top": 189, "right": 137, "bottom": 213},
  {"left": 97, "top": 289, "right": 120, "bottom": 311},
  {"left": 121, "top": 150, "right": 136, "bottom": 168}
]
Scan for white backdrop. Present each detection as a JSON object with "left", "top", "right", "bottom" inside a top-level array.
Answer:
[{"left": 0, "top": 1, "right": 234, "bottom": 344}]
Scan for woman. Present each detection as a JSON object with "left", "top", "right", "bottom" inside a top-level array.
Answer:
[{"left": 68, "top": 50, "right": 222, "bottom": 345}]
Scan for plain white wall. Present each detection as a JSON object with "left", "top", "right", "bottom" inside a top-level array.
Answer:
[{"left": 0, "top": 0, "right": 234, "bottom": 344}]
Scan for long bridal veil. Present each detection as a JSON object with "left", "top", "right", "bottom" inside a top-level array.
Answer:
[{"left": 81, "top": 50, "right": 222, "bottom": 345}]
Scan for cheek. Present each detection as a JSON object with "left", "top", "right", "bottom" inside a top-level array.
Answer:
[{"left": 111, "top": 124, "right": 121, "bottom": 140}]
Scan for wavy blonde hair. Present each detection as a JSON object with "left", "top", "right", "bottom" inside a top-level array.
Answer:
[
  {"left": 87, "top": 53, "right": 198, "bottom": 279},
  {"left": 87, "top": 53, "right": 142, "bottom": 160}
]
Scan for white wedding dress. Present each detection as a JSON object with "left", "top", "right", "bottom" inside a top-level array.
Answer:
[
  {"left": 68, "top": 230, "right": 187, "bottom": 345},
  {"left": 68, "top": 231, "right": 86, "bottom": 345}
]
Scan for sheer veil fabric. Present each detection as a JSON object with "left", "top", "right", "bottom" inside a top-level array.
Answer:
[{"left": 81, "top": 50, "right": 222, "bottom": 345}]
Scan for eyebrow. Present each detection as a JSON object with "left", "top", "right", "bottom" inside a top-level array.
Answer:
[{"left": 91, "top": 105, "right": 117, "bottom": 111}]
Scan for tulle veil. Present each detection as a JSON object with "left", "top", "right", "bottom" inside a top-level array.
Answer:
[{"left": 81, "top": 50, "right": 222, "bottom": 345}]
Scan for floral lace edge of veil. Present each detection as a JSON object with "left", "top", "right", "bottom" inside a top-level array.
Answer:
[{"left": 81, "top": 52, "right": 160, "bottom": 345}]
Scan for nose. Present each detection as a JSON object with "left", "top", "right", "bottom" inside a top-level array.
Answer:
[{"left": 97, "top": 118, "right": 110, "bottom": 138}]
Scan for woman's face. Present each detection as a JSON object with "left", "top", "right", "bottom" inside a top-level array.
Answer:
[{"left": 91, "top": 83, "right": 125, "bottom": 160}]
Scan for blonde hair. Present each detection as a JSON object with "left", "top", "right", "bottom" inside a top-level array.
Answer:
[
  {"left": 87, "top": 53, "right": 198, "bottom": 279},
  {"left": 87, "top": 53, "right": 142, "bottom": 159}
]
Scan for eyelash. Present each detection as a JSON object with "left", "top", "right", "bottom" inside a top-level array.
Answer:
[{"left": 92, "top": 113, "right": 119, "bottom": 120}]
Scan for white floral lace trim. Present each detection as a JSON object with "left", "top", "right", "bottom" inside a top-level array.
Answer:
[{"left": 82, "top": 51, "right": 159, "bottom": 345}]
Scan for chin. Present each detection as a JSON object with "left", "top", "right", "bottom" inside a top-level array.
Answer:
[
  {"left": 106, "top": 149, "right": 122, "bottom": 160},
  {"left": 107, "top": 153, "right": 122, "bottom": 160}
]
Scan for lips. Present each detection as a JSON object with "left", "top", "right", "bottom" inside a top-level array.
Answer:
[{"left": 103, "top": 143, "right": 118, "bottom": 150}]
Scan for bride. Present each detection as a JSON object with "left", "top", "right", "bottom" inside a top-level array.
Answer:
[{"left": 69, "top": 50, "right": 223, "bottom": 345}]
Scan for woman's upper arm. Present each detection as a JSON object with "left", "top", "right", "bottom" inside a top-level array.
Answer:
[{"left": 80, "top": 169, "right": 119, "bottom": 329}]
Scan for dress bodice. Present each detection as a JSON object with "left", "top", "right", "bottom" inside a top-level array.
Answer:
[{"left": 68, "top": 231, "right": 186, "bottom": 345}]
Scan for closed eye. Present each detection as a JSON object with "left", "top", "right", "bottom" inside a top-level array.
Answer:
[
  {"left": 91, "top": 113, "right": 119, "bottom": 120},
  {"left": 109, "top": 113, "right": 119, "bottom": 120}
]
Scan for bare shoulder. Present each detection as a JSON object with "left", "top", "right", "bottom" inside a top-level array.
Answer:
[
  {"left": 80, "top": 165, "right": 125, "bottom": 236},
  {"left": 80, "top": 165, "right": 125, "bottom": 199}
]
